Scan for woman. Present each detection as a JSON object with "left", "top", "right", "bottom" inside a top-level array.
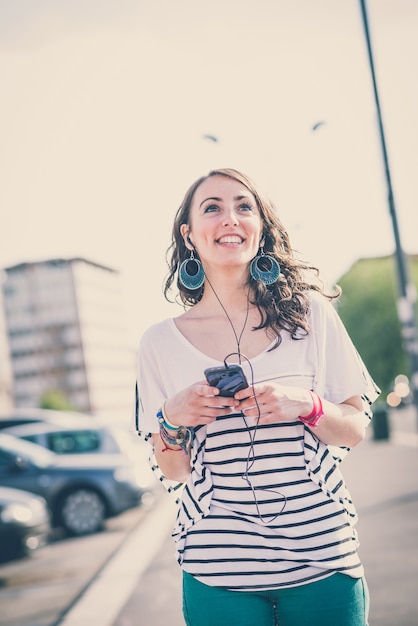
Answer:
[{"left": 133, "top": 168, "right": 379, "bottom": 626}]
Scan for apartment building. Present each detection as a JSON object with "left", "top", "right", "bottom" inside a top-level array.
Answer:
[
  {"left": 1, "top": 258, "right": 136, "bottom": 420},
  {"left": 0, "top": 274, "right": 13, "bottom": 411}
]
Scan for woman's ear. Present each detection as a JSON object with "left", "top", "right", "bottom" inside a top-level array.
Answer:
[{"left": 180, "top": 224, "right": 195, "bottom": 250}]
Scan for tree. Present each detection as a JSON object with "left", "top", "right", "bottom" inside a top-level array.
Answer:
[
  {"left": 39, "top": 390, "right": 76, "bottom": 411},
  {"left": 335, "top": 254, "right": 418, "bottom": 396}
]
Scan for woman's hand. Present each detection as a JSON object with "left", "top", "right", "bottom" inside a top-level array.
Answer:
[
  {"left": 234, "top": 382, "right": 312, "bottom": 423},
  {"left": 164, "top": 381, "right": 239, "bottom": 428}
]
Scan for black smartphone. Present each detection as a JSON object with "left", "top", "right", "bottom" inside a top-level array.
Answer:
[{"left": 204, "top": 364, "right": 249, "bottom": 397}]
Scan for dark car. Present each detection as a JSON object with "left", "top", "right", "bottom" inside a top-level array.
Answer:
[
  {"left": 0, "top": 486, "right": 51, "bottom": 560},
  {"left": 0, "top": 433, "right": 143, "bottom": 536}
]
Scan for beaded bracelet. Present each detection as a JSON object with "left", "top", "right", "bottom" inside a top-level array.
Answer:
[
  {"left": 298, "top": 391, "right": 325, "bottom": 429},
  {"left": 162, "top": 402, "right": 183, "bottom": 430},
  {"left": 159, "top": 423, "right": 192, "bottom": 455},
  {"left": 159, "top": 431, "right": 183, "bottom": 453},
  {"left": 157, "top": 405, "right": 181, "bottom": 431},
  {"left": 157, "top": 407, "right": 193, "bottom": 455}
]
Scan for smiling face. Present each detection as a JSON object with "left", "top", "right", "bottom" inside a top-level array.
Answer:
[{"left": 180, "top": 175, "right": 263, "bottom": 273}]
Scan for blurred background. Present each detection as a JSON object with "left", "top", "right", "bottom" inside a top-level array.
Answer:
[{"left": 1, "top": 0, "right": 418, "bottom": 419}]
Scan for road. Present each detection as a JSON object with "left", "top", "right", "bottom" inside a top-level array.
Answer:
[{"left": 0, "top": 492, "right": 163, "bottom": 626}]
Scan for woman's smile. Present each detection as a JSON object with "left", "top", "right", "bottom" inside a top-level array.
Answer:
[{"left": 216, "top": 234, "right": 245, "bottom": 246}]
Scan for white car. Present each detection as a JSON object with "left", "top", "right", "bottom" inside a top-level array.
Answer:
[{"left": 2, "top": 418, "right": 158, "bottom": 502}]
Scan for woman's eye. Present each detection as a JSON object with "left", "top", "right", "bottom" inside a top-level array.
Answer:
[{"left": 202, "top": 202, "right": 254, "bottom": 214}]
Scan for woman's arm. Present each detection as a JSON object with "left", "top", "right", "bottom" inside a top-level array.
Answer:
[
  {"left": 152, "top": 432, "right": 192, "bottom": 483},
  {"left": 235, "top": 383, "right": 368, "bottom": 448},
  {"left": 151, "top": 381, "right": 238, "bottom": 482},
  {"left": 306, "top": 395, "right": 367, "bottom": 448}
]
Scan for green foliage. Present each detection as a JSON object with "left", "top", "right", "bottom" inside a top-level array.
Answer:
[
  {"left": 336, "top": 255, "right": 418, "bottom": 396},
  {"left": 39, "top": 390, "right": 76, "bottom": 411}
]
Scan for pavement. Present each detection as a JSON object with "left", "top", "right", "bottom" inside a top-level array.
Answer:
[{"left": 58, "top": 407, "right": 418, "bottom": 626}]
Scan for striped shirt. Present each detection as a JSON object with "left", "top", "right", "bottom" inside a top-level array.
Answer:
[{"left": 133, "top": 292, "right": 379, "bottom": 591}]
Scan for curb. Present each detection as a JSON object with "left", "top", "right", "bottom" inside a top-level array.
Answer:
[{"left": 58, "top": 495, "right": 178, "bottom": 626}]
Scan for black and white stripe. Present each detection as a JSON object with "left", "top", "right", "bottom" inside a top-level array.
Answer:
[{"left": 173, "top": 415, "right": 364, "bottom": 590}]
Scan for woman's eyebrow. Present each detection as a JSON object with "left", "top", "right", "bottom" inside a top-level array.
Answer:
[
  {"left": 199, "top": 196, "right": 221, "bottom": 208},
  {"left": 199, "top": 195, "right": 251, "bottom": 208}
]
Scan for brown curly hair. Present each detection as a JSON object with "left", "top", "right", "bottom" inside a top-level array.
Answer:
[{"left": 164, "top": 168, "right": 340, "bottom": 347}]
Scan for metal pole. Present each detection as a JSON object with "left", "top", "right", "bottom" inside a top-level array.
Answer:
[{"left": 359, "top": 0, "right": 418, "bottom": 416}]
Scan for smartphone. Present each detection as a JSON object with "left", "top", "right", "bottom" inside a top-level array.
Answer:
[{"left": 204, "top": 363, "right": 249, "bottom": 397}]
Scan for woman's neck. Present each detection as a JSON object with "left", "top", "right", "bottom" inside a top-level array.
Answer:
[
  {"left": 200, "top": 267, "right": 250, "bottom": 311},
  {"left": 201, "top": 281, "right": 250, "bottom": 316}
]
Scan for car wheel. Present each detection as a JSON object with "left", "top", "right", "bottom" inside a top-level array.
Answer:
[{"left": 60, "top": 489, "right": 106, "bottom": 536}]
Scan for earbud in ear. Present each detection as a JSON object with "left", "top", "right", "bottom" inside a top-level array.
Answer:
[{"left": 186, "top": 235, "right": 195, "bottom": 250}]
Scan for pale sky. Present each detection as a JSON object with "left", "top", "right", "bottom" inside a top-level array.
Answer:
[{"left": 1, "top": 0, "right": 417, "bottom": 344}]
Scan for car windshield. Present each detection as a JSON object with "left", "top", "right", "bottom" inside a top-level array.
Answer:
[{"left": 0, "top": 434, "right": 54, "bottom": 467}]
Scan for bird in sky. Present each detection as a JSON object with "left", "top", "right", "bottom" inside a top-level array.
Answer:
[
  {"left": 202, "top": 134, "right": 219, "bottom": 142},
  {"left": 311, "top": 121, "right": 326, "bottom": 132}
]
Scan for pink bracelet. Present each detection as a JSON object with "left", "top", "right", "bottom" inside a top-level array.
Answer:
[{"left": 298, "top": 391, "right": 325, "bottom": 428}]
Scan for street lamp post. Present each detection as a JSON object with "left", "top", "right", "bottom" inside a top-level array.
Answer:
[{"left": 359, "top": 0, "right": 418, "bottom": 418}]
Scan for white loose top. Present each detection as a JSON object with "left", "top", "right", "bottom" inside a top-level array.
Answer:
[{"left": 133, "top": 292, "right": 379, "bottom": 591}]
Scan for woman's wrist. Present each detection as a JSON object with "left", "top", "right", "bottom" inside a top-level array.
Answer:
[
  {"left": 159, "top": 424, "right": 193, "bottom": 455},
  {"left": 158, "top": 402, "right": 181, "bottom": 430},
  {"left": 298, "top": 389, "right": 316, "bottom": 419},
  {"left": 158, "top": 430, "right": 183, "bottom": 453},
  {"left": 157, "top": 405, "right": 193, "bottom": 455},
  {"left": 298, "top": 390, "right": 325, "bottom": 428}
]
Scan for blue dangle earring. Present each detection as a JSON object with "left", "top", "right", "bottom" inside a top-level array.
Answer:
[
  {"left": 250, "top": 248, "right": 281, "bottom": 285},
  {"left": 179, "top": 250, "right": 205, "bottom": 290}
]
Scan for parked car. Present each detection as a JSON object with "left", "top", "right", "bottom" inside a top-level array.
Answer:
[
  {"left": 1, "top": 421, "right": 158, "bottom": 499},
  {"left": 0, "top": 407, "right": 99, "bottom": 431},
  {"left": 0, "top": 433, "right": 144, "bottom": 536},
  {"left": 2, "top": 421, "right": 129, "bottom": 454},
  {"left": 0, "top": 486, "right": 51, "bottom": 560}
]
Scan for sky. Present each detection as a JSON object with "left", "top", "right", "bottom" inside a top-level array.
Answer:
[{"left": 1, "top": 0, "right": 417, "bottom": 345}]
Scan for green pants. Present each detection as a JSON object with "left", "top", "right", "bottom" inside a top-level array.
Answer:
[{"left": 182, "top": 571, "right": 369, "bottom": 626}]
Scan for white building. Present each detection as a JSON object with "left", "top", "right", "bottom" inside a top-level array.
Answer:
[
  {"left": 0, "top": 272, "right": 13, "bottom": 411},
  {"left": 2, "top": 258, "right": 136, "bottom": 420}
]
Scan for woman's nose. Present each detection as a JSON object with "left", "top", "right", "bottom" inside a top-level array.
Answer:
[{"left": 222, "top": 209, "right": 239, "bottom": 226}]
